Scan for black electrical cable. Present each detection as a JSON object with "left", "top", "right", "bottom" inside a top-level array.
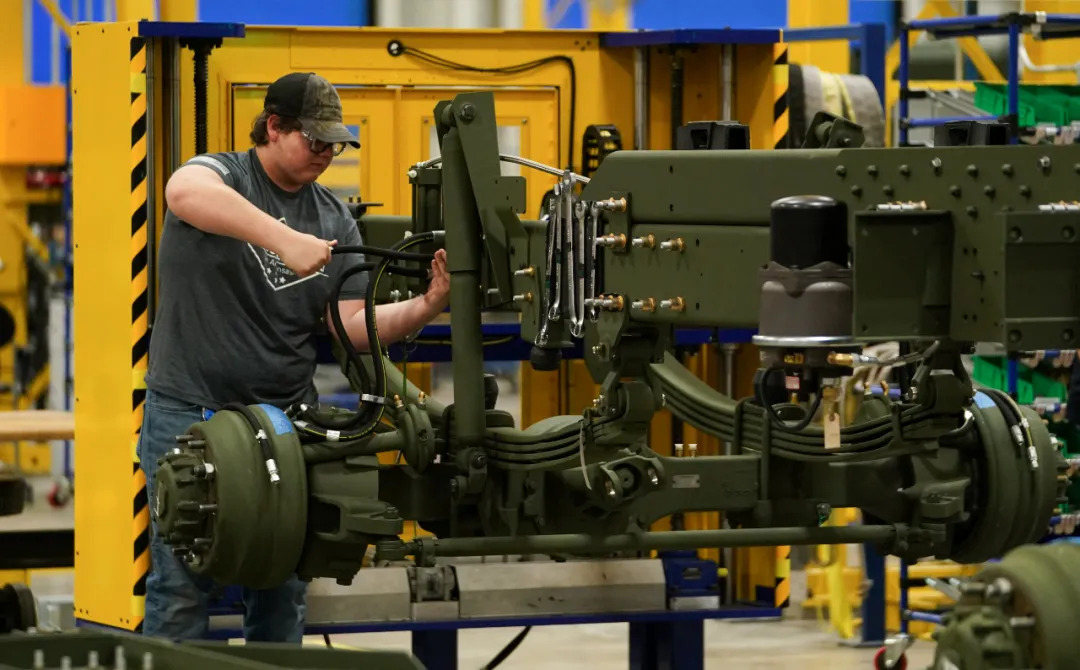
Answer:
[
  {"left": 389, "top": 41, "right": 577, "bottom": 171},
  {"left": 755, "top": 367, "right": 822, "bottom": 432},
  {"left": 482, "top": 626, "right": 532, "bottom": 670},
  {"left": 322, "top": 633, "right": 332, "bottom": 648},
  {"left": 222, "top": 402, "right": 280, "bottom": 484}
]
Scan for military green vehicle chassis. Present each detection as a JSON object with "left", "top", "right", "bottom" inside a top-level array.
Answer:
[{"left": 154, "top": 92, "right": 1075, "bottom": 590}]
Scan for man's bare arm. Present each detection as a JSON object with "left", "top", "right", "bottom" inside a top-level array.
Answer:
[{"left": 165, "top": 164, "right": 333, "bottom": 277}]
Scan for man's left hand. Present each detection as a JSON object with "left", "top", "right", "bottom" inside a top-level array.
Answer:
[{"left": 425, "top": 249, "right": 450, "bottom": 311}]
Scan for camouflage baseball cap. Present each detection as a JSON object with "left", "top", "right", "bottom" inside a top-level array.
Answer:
[{"left": 264, "top": 72, "right": 360, "bottom": 148}]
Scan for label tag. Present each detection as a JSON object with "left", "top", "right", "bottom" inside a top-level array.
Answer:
[{"left": 824, "top": 412, "right": 841, "bottom": 450}]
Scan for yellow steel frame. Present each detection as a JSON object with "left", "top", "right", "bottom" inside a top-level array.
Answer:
[{"left": 74, "top": 22, "right": 782, "bottom": 628}]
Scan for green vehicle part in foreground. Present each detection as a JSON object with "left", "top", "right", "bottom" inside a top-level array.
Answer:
[{"left": 153, "top": 92, "right": 1074, "bottom": 590}]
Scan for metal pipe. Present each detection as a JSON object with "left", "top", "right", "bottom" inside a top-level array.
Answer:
[
  {"left": 1008, "top": 22, "right": 1020, "bottom": 145},
  {"left": 411, "top": 524, "right": 900, "bottom": 558},
  {"left": 440, "top": 126, "right": 485, "bottom": 447},
  {"left": 169, "top": 39, "right": 181, "bottom": 173},
  {"left": 899, "top": 25, "right": 910, "bottom": 145},
  {"left": 146, "top": 38, "right": 156, "bottom": 328},
  {"left": 634, "top": 46, "right": 649, "bottom": 149},
  {"left": 670, "top": 50, "right": 684, "bottom": 149},
  {"left": 415, "top": 153, "right": 589, "bottom": 183},
  {"left": 722, "top": 44, "right": 733, "bottom": 121}
]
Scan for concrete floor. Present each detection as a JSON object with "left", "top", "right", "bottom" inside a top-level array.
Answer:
[{"left": 307, "top": 619, "right": 935, "bottom": 669}]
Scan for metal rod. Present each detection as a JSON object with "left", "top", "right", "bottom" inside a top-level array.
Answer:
[
  {"left": 1008, "top": 21, "right": 1020, "bottom": 144},
  {"left": 899, "top": 25, "right": 910, "bottom": 146},
  {"left": 146, "top": 38, "right": 156, "bottom": 329},
  {"left": 412, "top": 524, "right": 900, "bottom": 558},
  {"left": 721, "top": 44, "right": 733, "bottom": 121},
  {"left": 415, "top": 153, "right": 589, "bottom": 183},
  {"left": 670, "top": 50, "right": 684, "bottom": 149},
  {"left": 441, "top": 126, "right": 485, "bottom": 447},
  {"left": 634, "top": 46, "right": 650, "bottom": 148},
  {"left": 169, "top": 38, "right": 181, "bottom": 173}
]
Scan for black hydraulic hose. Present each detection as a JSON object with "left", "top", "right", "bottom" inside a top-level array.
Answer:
[
  {"left": 299, "top": 232, "right": 440, "bottom": 440},
  {"left": 331, "top": 245, "right": 434, "bottom": 263},
  {"left": 482, "top": 627, "right": 533, "bottom": 670},
  {"left": 222, "top": 402, "right": 280, "bottom": 485}
]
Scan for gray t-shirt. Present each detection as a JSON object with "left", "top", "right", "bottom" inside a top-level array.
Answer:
[{"left": 144, "top": 148, "right": 368, "bottom": 409}]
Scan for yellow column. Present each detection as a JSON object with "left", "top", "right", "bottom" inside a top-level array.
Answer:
[
  {"left": 115, "top": 0, "right": 157, "bottom": 21},
  {"left": 523, "top": 0, "right": 545, "bottom": 29},
  {"left": 1023, "top": 1, "right": 1080, "bottom": 84},
  {"left": 159, "top": 0, "right": 198, "bottom": 22},
  {"left": 587, "top": 0, "right": 632, "bottom": 31},
  {"left": 785, "top": 0, "right": 849, "bottom": 73}
]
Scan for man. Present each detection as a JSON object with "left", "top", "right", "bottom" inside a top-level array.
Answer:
[{"left": 138, "top": 72, "right": 449, "bottom": 642}]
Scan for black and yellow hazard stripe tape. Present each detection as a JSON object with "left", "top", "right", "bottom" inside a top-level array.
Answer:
[
  {"left": 775, "top": 544, "right": 791, "bottom": 608},
  {"left": 773, "top": 43, "right": 789, "bottom": 150},
  {"left": 130, "top": 36, "right": 150, "bottom": 632}
]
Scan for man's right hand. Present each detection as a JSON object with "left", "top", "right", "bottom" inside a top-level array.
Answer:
[{"left": 276, "top": 230, "right": 336, "bottom": 277}]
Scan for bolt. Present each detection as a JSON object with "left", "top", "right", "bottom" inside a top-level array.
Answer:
[
  {"left": 984, "top": 185, "right": 995, "bottom": 198},
  {"left": 931, "top": 157, "right": 942, "bottom": 173},
  {"left": 471, "top": 453, "right": 487, "bottom": 469},
  {"left": 187, "top": 440, "right": 206, "bottom": 448},
  {"left": 817, "top": 502, "right": 831, "bottom": 518},
  {"left": 950, "top": 185, "right": 961, "bottom": 197},
  {"left": 1009, "top": 330, "right": 1022, "bottom": 343},
  {"left": 1020, "top": 185, "right": 1032, "bottom": 198},
  {"left": 1039, "top": 156, "right": 1051, "bottom": 172},
  {"left": 605, "top": 480, "right": 617, "bottom": 498},
  {"left": 882, "top": 185, "right": 894, "bottom": 197},
  {"left": 175, "top": 434, "right": 194, "bottom": 443},
  {"left": 967, "top": 164, "right": 978, "bottom": 177},
  {"left": 835, "top": 165, "right": 846, "bottom": 177},
  {"left": 966, "top": 206, "right": 978, "bottom": 218},
  {"left": 647, "top": 468, "right": 660, "bottom": 486},
  {"left": 867, "top": 165, "right": 878, "bottom": 177},
  {"left": 850, "top": 185, "right": 862, "bottom": 197},
  {"left": 460, "top": 104, "right": 476, "bottom": 122},
  {"left": 1009, "top": 227, "right": 1023, "bottom": 242},
  {"left": 899, "top": 164, "right": 910, "bottom": 176}
]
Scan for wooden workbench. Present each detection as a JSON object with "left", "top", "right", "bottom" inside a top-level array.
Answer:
[{"left": 0, "top": 411, "right": 74, "bottom": 442}]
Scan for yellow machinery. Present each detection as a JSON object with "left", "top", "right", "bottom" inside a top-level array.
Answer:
[
  {"left": 72, "top": 18, "right": 791, "bottom": 631},
  {"left": 0, "top": 2, "right": 68, "bottom": 476}
]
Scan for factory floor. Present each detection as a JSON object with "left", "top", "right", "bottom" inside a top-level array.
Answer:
[{"left": 307, "top": 618, "right": 935, "bottom": 669}]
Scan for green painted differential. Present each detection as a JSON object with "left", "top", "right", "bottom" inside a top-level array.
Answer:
[{"left": 153, "top": 405, "right": 308, "bottom": 590}]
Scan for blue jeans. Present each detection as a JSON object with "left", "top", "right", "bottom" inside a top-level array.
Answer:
[{"left": 138, "top": 388, "right": 307, "bottom": 642}]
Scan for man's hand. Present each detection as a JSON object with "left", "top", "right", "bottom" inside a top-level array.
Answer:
[
  {"left": 276, "top": 230, "right": 336, "bottom": 277},
  {"left": 424, "top": 249, "right": 450, "bottom": 311}
]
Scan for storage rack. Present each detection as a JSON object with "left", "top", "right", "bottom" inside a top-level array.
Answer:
[{"left": 898, "top": 11, "right": 1080, "bottom": 146}]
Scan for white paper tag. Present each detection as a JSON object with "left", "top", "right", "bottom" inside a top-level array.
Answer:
[{"left": 824, "top": 412, "right": 841, "bottom": 450}]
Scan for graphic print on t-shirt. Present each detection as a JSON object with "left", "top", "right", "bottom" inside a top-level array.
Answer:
[{"left": 247, "top": 217, "right": 327, "bottom": 291}]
